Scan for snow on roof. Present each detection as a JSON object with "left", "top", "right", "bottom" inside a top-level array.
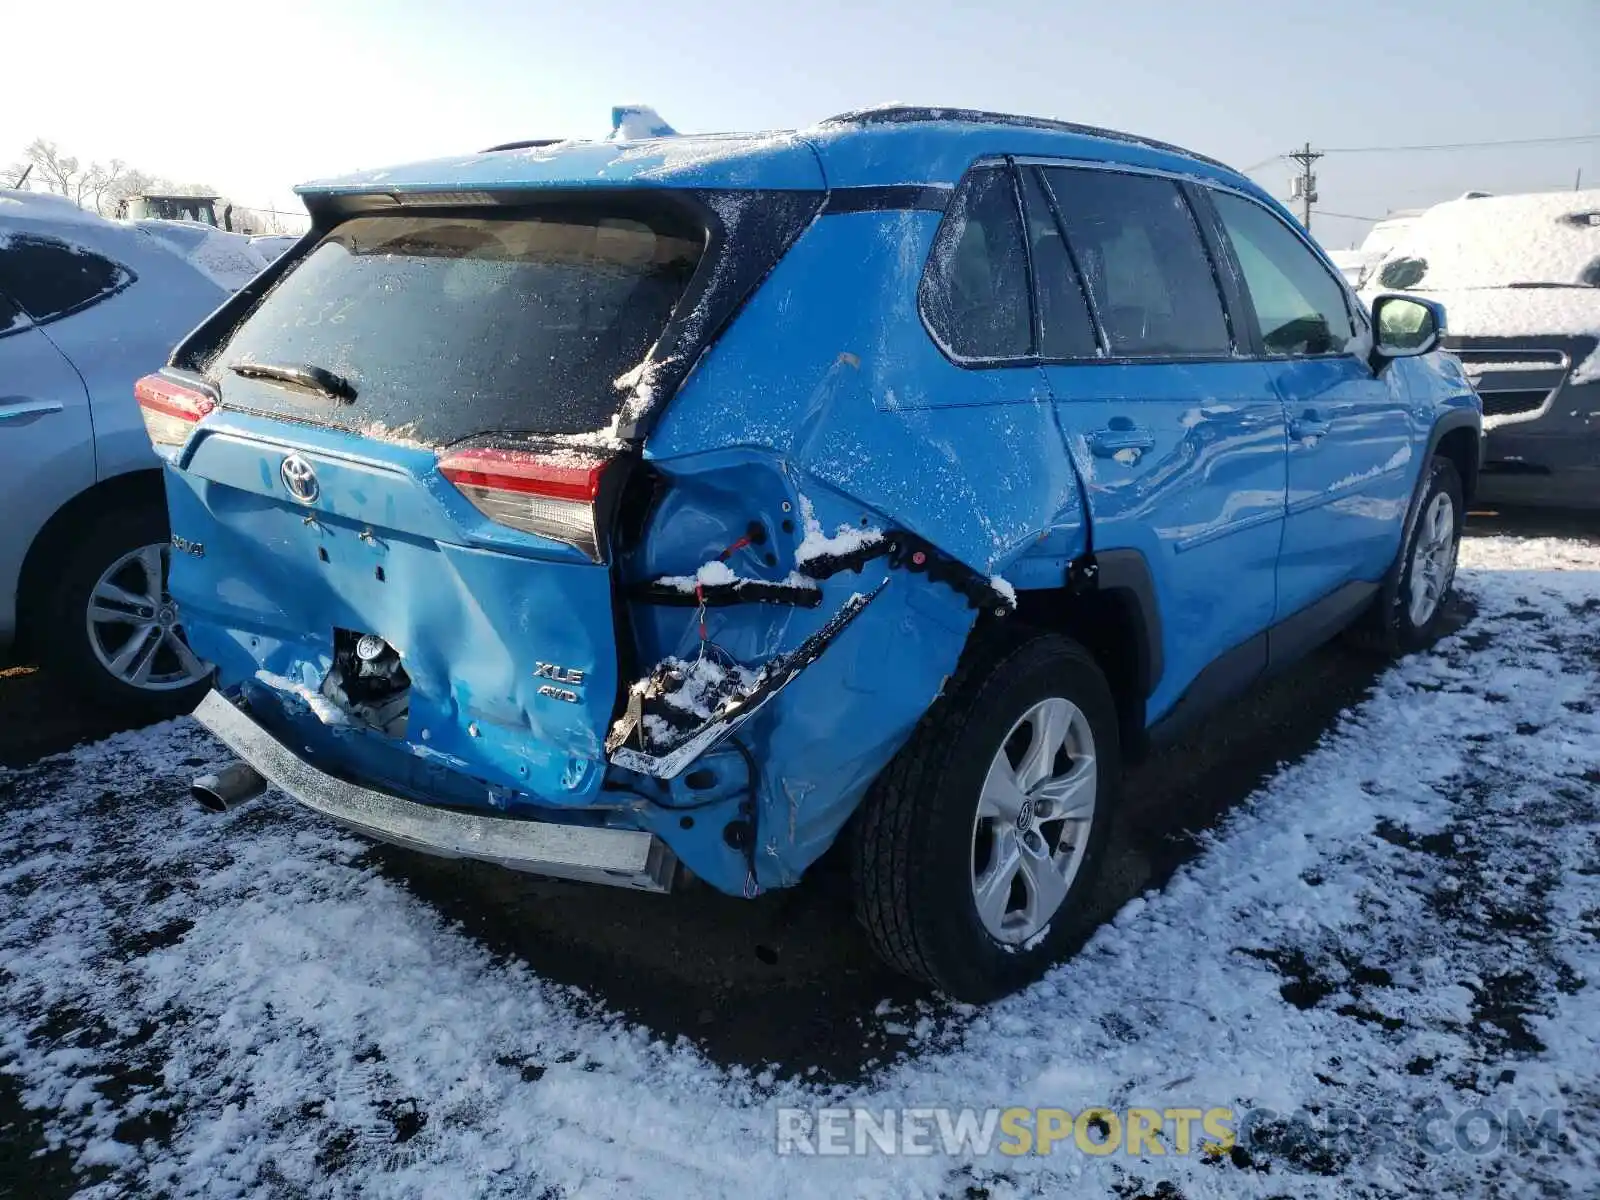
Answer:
[
  {"left": 0, "top": 188, "right": 116, "bottom": 227},
  {"left": 1371, "top": 188, "right": 1600, "bottom": 290},
  {"left": 248, "top": 233, "right": 300, "bottom": 263},
  {"left": 133, "top": 219, "right": 269, "bottom": 291},
  {"left": 302, "top": 129, "right": 824, "bottom": 195}
]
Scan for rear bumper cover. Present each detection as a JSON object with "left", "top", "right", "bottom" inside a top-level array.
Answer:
[{"left": 192, "top": 689, "right": 677, "bottom": 892}]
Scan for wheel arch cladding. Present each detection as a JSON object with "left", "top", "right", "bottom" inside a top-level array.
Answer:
[
  {"left": 1433, "top": 423, "right": 1480, "bottom": 508},
  {"left": 1013, "top": 566, "right": 1159, "bottom": 764},
  {"left": 632, "top": 208, "right": 1090, "bottom": 890}
]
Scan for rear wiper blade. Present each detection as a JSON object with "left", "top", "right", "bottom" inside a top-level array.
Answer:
[{"left": 231, "top": 361, "right": 357, "bottom": 402}]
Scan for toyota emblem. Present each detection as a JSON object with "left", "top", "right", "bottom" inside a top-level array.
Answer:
[{"left": 280, "top": 454, "right": 320, "bottom": 504}]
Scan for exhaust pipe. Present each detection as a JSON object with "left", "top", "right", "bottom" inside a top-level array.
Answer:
[{"left": 192, "top": 761, "right": 268, "bottom": 813}]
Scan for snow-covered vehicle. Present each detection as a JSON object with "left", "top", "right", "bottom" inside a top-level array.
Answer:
[
  {"left": 146, "top": 107, "right": 1479, "bottom": 1000},
  {"left": 1325, "top": 207, "right": 1433, "bottom": 288},
  {"left": 131, "top": 220, "right": 273, "bottom": 291},
  {"left": 118, "top": 192, "right": 228, "bottom": 226},
  {"left": 1364, "top": 189, "right": 1600, "bottom": 508},
  {"left": 1326, "top": 247, "right": 1375, "bottom": 287},
  {"left": 0, "top": 190, "right": 249, "bottom": 712},
  {"left": 248, "top": 233, "right": 300, "bottom": 263}
]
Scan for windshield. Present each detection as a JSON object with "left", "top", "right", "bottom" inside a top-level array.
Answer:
[
  {"left": 1372, "top": 192, "right": 1600, "bottom": 292},
  {"left": 209, "top": 206, "right": 703, "bottom": 444}
]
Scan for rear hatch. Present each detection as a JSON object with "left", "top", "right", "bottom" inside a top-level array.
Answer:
[{"left": 162, "top": 200, "right": 705, "bottom": 806}]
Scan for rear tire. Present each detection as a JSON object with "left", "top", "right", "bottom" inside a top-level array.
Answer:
[
  {"left": 33, "top": 503, "right": 211, "bottom": 716},
  {"left": 850, "top": 629, "right": 1120, "bottom": 1002}
]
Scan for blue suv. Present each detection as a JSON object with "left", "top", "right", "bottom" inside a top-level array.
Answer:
[{"left": 143, "top": 108, "right": 1480, "bottom": 1000}]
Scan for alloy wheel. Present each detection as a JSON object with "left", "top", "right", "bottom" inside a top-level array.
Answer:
[
  {"left": 970, "top": 696, "right": 1098, "bottom": 945},
  {"left": 85, "top": 544, "right": 208, "bottom": 691},
  {"left": 1407, "top": 491, "right": 1457, "bottom": 627}
]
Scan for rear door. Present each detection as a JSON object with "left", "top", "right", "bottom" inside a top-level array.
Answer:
[
  {"left": 0, "top": 287, "right": 94, "bottom": 638},
  {"left": 1204, "top": 189, "right": 1414, "bottom": 620},
  {"left": 164, "top": 202, "right": 706, "bottom": 805},
  {"left": 1022, "top": 164, "right": 1288, "bottom": 721}
]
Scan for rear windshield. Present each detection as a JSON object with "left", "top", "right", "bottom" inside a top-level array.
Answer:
[{"left": 209, "top": 207, "right": 703, "bottom": 443}]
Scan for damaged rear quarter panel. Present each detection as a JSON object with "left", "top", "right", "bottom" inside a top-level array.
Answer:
[
  {"left": 653, "top": 210, "right": 1083, "bottom": 571},
  {"left": 631, "top": 208, "right": 1085, "bottom": 889}
]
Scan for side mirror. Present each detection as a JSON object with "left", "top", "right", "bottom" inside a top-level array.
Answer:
[{"left": 1369, "top": 294, "right": 1445, "bottom": 372}]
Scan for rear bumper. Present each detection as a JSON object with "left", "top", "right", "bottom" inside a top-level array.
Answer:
[{"left": 192, "top": 689, "right": 678, "bottom": 892}]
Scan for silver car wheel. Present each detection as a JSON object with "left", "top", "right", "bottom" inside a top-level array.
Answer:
[
  {"left": 1406, "top": 491, "right": 1456, "bottom": 628},
  {"left": 85, "top": 543, "right": 207, "bottom": 691},
  {"left": 970, "top": 696, "right": 1098, "bottom": 945}
]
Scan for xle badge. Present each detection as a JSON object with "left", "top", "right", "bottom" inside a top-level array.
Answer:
[{"left": 535, "top": 661, "right": 585, "bottom": 704}]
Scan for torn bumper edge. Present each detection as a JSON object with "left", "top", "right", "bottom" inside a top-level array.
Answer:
[
  {"left": 191, "top": 689, "right": 678, "bottom": 892},
  {"left": 607, "top": 579, "right": 889, "bottom": 780}
]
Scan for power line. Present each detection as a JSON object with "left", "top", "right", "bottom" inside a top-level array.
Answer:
[
  {"left": 1312, "top": 208, "right": 1384, "bottom": 222},
  {"left": 1320, "top": 132, "right": 1600, "bottom": 154},
  {"left": 1240, "top": 131, "right": 1597, "bottom": 173}
]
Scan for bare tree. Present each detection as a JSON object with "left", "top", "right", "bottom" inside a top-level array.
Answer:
[
  {"left": 5, "top": 138, "right": 298, "bottom": 230},
  {"left": 86, "top": 159, "right": 129, "bottom": 215},
  {"left": 101, "top": 167, "right": 157, "bottom": 217},
  {"left": 23, "top": 139, "right": 93, "bottom": 205}
]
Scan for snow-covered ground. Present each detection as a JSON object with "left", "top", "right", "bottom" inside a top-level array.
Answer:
[{"left": 1, "top": 536, "right": 1596, "bottom": 1198}]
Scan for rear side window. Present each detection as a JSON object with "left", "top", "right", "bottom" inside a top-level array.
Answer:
[
  {"left": 1017, "top": 168, "right": 1099, "bottom": 358},
  {"left": 211, "top": 207, "right": 702, "bottom": 442},
  {"left": 919, "top": 168, "right": 1032, "bottom": 359},
  {"left": 1042, "top": 168, "right": 1231, "bottom": 357},
  {"left": 0, "top": 290, "right": 24, "bottom": 337},
  {"left": 0, "top": 234, "right": 132, "bottom": 323},
  {"left": 1210, "top": 191, "right": 1356, "bottom": 356}
]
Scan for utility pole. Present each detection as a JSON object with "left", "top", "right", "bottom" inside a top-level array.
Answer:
[{"left": 1288, "top": 141, "right": 1322, "bottom": 230}]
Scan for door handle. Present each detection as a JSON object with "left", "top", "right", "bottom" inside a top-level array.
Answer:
[
  {"left": 1088, "top": 421, "right": 1156, "bottom": 459},
  {"left": 0, "top": 398, "right": 64, "bottom": 425},
  {"left": 1290, "top": 411, "right": 1333, "bottom": 442}
]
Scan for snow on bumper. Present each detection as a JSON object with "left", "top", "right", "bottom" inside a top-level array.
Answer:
[{"left": 191, "top": 689, "right": 677, "bottom": 892}]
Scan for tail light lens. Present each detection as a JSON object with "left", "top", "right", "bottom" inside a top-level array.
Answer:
[
  {"left": 438, "top": 448, "right": 610, "bottom": 560},
  {"left": 136, "top": 374, "right": 214, "bottom": 453}
]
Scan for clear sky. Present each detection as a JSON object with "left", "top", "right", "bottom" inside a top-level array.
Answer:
[{"left": 8, "top": 0, "right": 1597, "bottom": 248}]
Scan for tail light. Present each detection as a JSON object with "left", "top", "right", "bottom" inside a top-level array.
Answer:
[
  {"left": 136, "top": 374, "right": 214, "bottom": 453},
  {"left": 438, "top": 448, "right": 610, "bottom": 560}
]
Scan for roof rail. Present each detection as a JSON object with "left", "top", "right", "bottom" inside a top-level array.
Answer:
[
  {"left": 819, "top": 106, "right": 1229, "bottom": 171},
  {"left": 481, "top": 138, "right": 568, "bottom": 153}
]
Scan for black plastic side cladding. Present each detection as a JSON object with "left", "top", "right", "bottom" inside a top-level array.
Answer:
[{"left": 1079, "top": 548, "right": 1164, "bottom": 697}]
